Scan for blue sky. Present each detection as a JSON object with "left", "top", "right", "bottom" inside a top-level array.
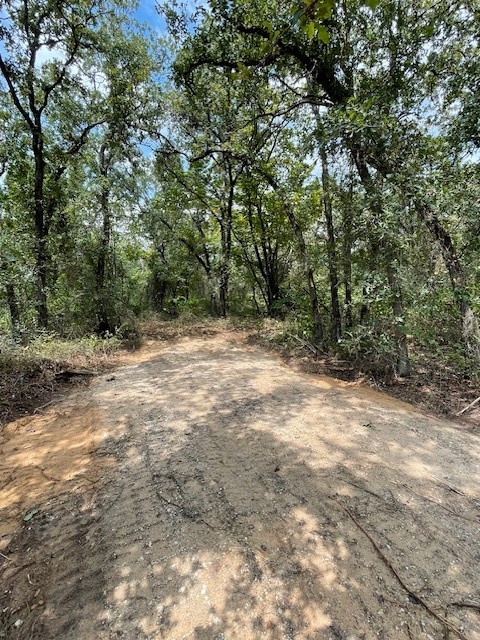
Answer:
[
  {"left": 135, "top": 1, "right": 167, "bottom": 34},
  {"left": 134, "top": 0, "right": 202, "bottom": 37}
]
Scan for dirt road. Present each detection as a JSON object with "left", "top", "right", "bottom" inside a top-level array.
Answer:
[{"left": 1, "top": 332, "right": 480, "bottom": 639}]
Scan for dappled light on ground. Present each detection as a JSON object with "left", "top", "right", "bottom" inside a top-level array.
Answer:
[
  {"left": 1, "top": 333, "right": 479, "bottom": 639},
  {"left": 0, "top": 404, "right": 109, "bottom": 545}
]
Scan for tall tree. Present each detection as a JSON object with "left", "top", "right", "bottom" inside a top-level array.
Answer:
[
  {"left": 173, "top": 0, "right": 479, "bottom": 364},
  {"left": 0, "top": 0, "right": 128, "bottom": 327}
]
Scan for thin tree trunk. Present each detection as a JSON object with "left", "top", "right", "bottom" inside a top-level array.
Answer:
[
  {"left": 96, "top": 197, "right": 111, "bottom": 297},
  {"left": 359, "top": 288, "right": 369, "bottom": 324},
  {"left": 33, "top": 129, "right": 49, "bottom": 329},
  {"left": 252, "top": 285, "right": 261, "bottom": 315},
  {"left": 210, "top": 290, "right": 220, "bottom": 317},
  {"left": 351, "top": 146, "right": 410, "bottom": 376},
  {"left": 342, "top": 175, "right": 354, "bottom": 330},
  {"left": 218, "top": 268, "right": 229, "bottom": 318},
  {"left": 34, "top": 237, "right": 48, "bottom": 329},
  {"left": 96, "top": 144, "right": 113, "bottom": 334},
  {"left": 386, "top": 261, "right": 410, "bottom": 377},
  {"left": 263, "top": 172, "right": 324, "bottom": 345},
  {"left": 218, "top": 163, "right": 235, "bottom": 318},
  {"left": 245, "top": 199, "right": 283, "bottom": 317},
  {"left": 320, "top": 145, "right": 342, "bottom": 342}
]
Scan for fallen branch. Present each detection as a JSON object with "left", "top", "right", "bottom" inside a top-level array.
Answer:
[
  {"left": 432, "top": 478, "right": 480, "bottom": 510},
  {"left": 456, "top": 396, "right": 480, "bottom": 416},
  {"left": 432, "top": 476, "right": 466, "bottom": 497},
  {"left": 55, "top": 369, "right": 98, "bottom": 378},
  {"left": 334, "top": 498, "right": 468, "bottom": 640},
  {"left": 1, "top": 560, "right": 36, "bottom": 580},
  {"left": 391, "top": 480, "right": 479, "bottom": 522},
  {"left": 337, "top": 477, "right": 385, "bottom": 501},
  {"left": 155, "top": 490, "right": 216, "bottom": 530},
  {"left": 33, "top": 397, "right": 64, "bottom": 413},
  {"left": 292, "top": 334, "right": 319, "bottom": 355},
  {"left": 450, "top": 601, "right": 480, "bottom": 614},
  {"left": 328, "top": 365, "right": 355, "bottom": 372},
  {"left": 34, "top": 465, "right": 61, "bottom": 482}
]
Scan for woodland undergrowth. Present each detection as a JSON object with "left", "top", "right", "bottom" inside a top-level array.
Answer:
[{"left": 1, "top": 316, "right": 478, "bottom": 429}]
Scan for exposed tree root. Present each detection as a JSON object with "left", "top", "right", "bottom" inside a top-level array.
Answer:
[
  {"left": 333, "top": 498, "right": 469, "bottom": 640},
  {"left": 450, "top": 602, "right": 480, "bottom": 614},
  {"left": 155, "top": 490, "right": 216, "bottom": 530}
]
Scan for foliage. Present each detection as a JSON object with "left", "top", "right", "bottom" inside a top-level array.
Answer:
[{"left": 1, "top": 0, "right": 479, "bottom": 385}]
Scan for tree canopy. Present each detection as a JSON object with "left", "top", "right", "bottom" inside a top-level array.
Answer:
[{"left": 1, "top": 0, "right": 479, "bottom": 378}]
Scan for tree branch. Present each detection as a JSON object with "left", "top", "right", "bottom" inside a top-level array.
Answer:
[{"left": 0, "top": 54, "right": 35, "bottom": 130}]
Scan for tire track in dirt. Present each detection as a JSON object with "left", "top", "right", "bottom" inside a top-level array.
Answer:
[{"left": 2, "top": 333, "right": 480, "bottom": 639}]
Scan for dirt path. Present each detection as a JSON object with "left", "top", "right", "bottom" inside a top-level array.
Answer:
[{"left": 1, "top": 333, "right": 480, "bottom": 640}]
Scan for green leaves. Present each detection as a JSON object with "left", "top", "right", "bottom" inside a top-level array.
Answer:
[
  {"left": 297, "top": 0, "right": 380, "bottom": 43},
  {"left": 317, "top": 25, "right": 330, "bottom": 43},
  {"left": 301, "top": 20, "right": 330, "bottom": 43},
  {"left": 296, "top": 0, "right": 334, "bottom": 43},
  {"left": 307, "top": 20, "right": 316, "bottom": 40},
  {"left": 23, "top": 508, "right": 39, "bottom": 522}
]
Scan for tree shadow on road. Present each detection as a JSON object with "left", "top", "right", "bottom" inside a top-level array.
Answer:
[{"left": 5, "top": 338, "right": 480, "bottom": 639}]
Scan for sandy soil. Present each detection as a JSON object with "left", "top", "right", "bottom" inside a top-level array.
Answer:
[{"left": 1, "top": 332, "right": 479, "bottom": 640}]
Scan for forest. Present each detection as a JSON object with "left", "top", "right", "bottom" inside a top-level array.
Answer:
[
  {"left": 2, "top": 4, "right": 480, "bottom": 639},
  {"left": 1, "top": 0, "right": 479, "bottom": 382}
]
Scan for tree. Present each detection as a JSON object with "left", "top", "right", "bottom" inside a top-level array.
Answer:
[
  {"left": 0, "top": 0, "right": 124, "bottom": 328},
  {"left": 171, "top": 0, "right": 479, "bottom": 366},
  {"left": 89, "top": 26, "right": 161, "bottom": 333}
]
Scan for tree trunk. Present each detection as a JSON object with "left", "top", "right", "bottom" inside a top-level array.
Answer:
[
  {"left": 351, "top": 146, "right": 410, "bottom": 376},
  {"left": 151, "top": 277, "right": 168, "bottom": 311},
  {"left": 287, "top": 212, "right": 324, "bottom": 344},
  {"left": 218, "top": 266, "right": 229, "bottom": 318},
  {"left": 218, "top": 163, "right": 235, "bottom": 318},
  {"left": 359, "top": 288, "right": 369, "bottom": 324},
  {"left": 342, "top": 178, "right": 354, "bottom": 330},
  {"left": 96, "top": 203, "right": 111, "bottom": 301},
  {"left": 386, "top": 261, "right": 410, "bottom": 377},
  {"left": 1, "top": 260, "right": 20, "bottom": 338},
  {"left": 263, "top": 172, "right": 324, "bottom": 345},
  {"left": 252, "top": 285, "right": 261, "bottom": 315},
  {"left": 245, "top": 198, "right": 284, "bottom": 317},
  {"left": 320, "top": 145, "right": 342, "bottom": 342},
  {"left": 33, "top": 130, "right": 49, "bottom": 329},
  {"left": 34, "top": 237, "right": 48, "bottom": 329},
  {"left": 96, "top": 144, "right": 113, "bottom": 335}
]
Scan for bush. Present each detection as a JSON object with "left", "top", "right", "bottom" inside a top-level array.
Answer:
[
  {"left": 337, "top": 323, "right": 398, "bottom": 376},
  {"left": 115, "top": 318, "right": 142, "bottom": 349}
]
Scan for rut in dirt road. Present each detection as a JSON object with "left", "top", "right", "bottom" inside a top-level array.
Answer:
[{"left": 3, "top": 334, "right": 480, "bottom": 640}]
